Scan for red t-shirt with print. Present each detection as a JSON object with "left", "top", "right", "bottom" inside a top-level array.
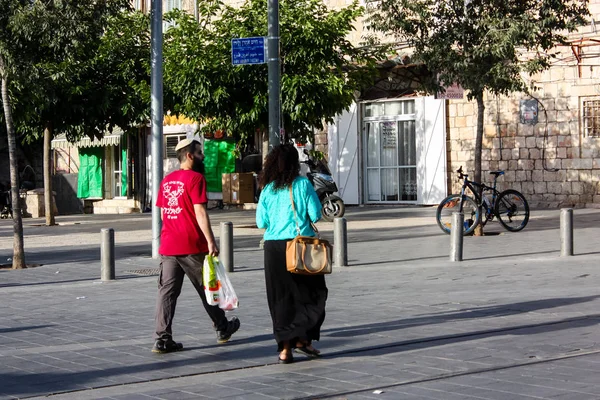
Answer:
[{"left": 156, "top": 169, "right": 208, "bottom": 256}]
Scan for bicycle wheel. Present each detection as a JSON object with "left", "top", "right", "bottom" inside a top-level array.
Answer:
[
  {"left": 494, "top": 189, "right": 529, "bottom": 232},
  {"left": 436, "top": 194, "right": 480, "bottom": 235}
]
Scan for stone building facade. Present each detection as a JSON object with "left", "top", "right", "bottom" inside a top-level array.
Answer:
[
  {"left": 321, "top": 0, "right": 600, "bottom": 208},
  {"left": 447, "top": 0, "right": 600, "bottom": 208}
]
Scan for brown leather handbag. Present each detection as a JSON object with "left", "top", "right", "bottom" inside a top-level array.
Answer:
[{"left": 286, "top": 187, "right": 332, "bottom": 275}]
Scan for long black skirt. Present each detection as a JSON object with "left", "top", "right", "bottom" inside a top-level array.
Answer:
[{"left": 264, "top": 240, "right": 328, "bottom": 351}]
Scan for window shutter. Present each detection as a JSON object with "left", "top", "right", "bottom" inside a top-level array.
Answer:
[{"left": 165, "top": 136, "right": 182, "bottom": 158}]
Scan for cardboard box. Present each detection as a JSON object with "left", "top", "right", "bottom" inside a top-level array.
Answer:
[
  {"left": 222, "top": 173, "right": 255, "bottom": 204},
  {"left": 221, "top": 174, "right": 232, "bottom": 204}
]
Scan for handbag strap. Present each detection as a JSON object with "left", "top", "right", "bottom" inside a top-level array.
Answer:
[
  {"left": 289, "top": 186, "right": 301, "bottom": 235},
  {"left": 289, "top": 185, "right": 320, "bottom": 238}
]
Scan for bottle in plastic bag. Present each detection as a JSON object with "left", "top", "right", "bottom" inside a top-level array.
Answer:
[{"left": 203, "top": 256, "right": 221, "bottom": 306}]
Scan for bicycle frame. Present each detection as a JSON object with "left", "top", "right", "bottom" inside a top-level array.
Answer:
[{"left": 457, "top": 167, "right": 502, "bottom": 223}]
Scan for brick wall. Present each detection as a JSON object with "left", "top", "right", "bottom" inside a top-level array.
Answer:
[
  {"left": 445, "top": 0, "right": 600, "bottom": 208},
  {"left": 447, "top": 60, "right": 600, "bottom": 209},
  {"left": 314, "top": 130, "right": 328, "bottom": 154}
]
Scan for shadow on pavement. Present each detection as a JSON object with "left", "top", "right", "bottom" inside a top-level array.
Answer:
[
  {"left": 353, "top": 255, "right": 448, "bottom": 266},
  {"left": 324, "top": 295, "right": 600, "bottom": 337},
  {"left": 463, "top": 249, "right": 560, "bottom": 261},
  {"left": 2, "top": 306, "right": 599, "bottom": 398},
  {"left": 0, "top": 325, "right": 54, "bottom": 334},
  {"left": 0, "top": 274, "right": 144, "bottom": 288},
  {"left": 326, "top": 313, "right": 600, "bottom": 360},
  {"left": 0, "top": 341, "right": 275, "bottom": 398},
  {"left": 1, "top": 245, "right": 139, "bottom": 266},
  {"left": 348, "top": 249, "right": 580, "bottom": 266}
]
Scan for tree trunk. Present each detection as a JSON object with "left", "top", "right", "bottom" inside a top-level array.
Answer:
[
  {"left": 43, "top": 123, "right": 55, "bottom": 226},
  {"left": 474, "top": 93, "right": 485, "bottom": 237},
  {"left": 0, "top": 55, "right": 26, "bottom": 269}
]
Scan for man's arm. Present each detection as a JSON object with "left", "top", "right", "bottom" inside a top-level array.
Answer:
[{"left": 194, "top": 203, "right": 219, "bottom": 256}]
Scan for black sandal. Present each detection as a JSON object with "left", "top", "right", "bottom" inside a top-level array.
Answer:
[
  {"left": 278, "top": 350, "right": 294, "bottom": 364},
  {"left": 294, "top": 343, "right": 321, "bottom": 358}
]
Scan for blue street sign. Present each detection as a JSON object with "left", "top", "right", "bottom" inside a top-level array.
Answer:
[{"left": 231, "top": 37, "right": 266, "bottom": 65}]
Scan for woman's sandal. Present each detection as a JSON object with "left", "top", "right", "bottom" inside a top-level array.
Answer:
[
  {"left": 294, "top": 342, "right": 321, "bottom": 358},
  {"left": 278, "top": 350, "right": 294, "bottom": 364}
]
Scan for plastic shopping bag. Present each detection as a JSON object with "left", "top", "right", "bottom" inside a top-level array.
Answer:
[
  {"left": 214, "top": 257, "right": 239, "bottom": 311},
  {"left": 203, "top": 256, "right": 239, "bottom": 310}
]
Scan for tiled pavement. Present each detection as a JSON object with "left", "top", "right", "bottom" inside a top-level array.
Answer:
[{"left": 1, "top": 206, "right": 600, "bottom": 399}]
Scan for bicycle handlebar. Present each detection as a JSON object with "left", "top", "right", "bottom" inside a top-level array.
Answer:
[{"left": 456, "top": 166, "right": 506, "bottom": 189}]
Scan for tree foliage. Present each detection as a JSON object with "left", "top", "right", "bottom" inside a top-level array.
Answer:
[
  {"left": 1, "top": 0, "right": 150, "bottom": 260},
  {"left": 368, "top": 0, "right": 590, "bottom": 100},
  {"left": 164, "top": 0, "right": 381, "bottom": 146},
  {"left": 2, "top": 1, "right": 150, "bottom": 142},
  {"left": 369, "top": 0, "right": 589, "bottom": 234}
]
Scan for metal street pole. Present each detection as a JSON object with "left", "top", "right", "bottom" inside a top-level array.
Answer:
[
  {"left": 151, "top": 0, "right": 164, "bottom": 259},
  {"left": 267, "top": 0, "right": 281, "bottom": 150}
]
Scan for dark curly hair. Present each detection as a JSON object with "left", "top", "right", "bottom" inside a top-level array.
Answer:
[{"left": 258, "top": 144, "right": 300, "bottom": 190}]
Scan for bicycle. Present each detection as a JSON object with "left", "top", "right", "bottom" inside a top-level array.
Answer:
[{"left": 436, "top": 166, "right": 530, "bottom": 235}]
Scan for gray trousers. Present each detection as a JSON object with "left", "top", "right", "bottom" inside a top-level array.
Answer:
[{"left": 154, "top": 253, "right": 228, "bottom": 340}]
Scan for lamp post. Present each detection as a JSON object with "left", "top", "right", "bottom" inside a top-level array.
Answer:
[
  {"left": 150, "top": 0, "right": 164, "bottom": 259},
  {"left": 267, "top": 0, "right": 281, "bottom": 149}
]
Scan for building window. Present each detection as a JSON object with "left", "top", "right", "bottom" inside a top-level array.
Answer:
[
  {"left": 164, "top": 0, "right": 183, "bottom": 28},
  {"left": 363, "top": 99, "right": 417, "bottom": 203},
  {"left": 167, "top": 0, "right": 182, "bottom": 11},
  {"left": 364, "top": 100, "right": 415, "bottom": 118},
  {"left": 133, "top": 0, "right": 148, "bottom": 12},
  {"left": 113, "top": 142, "right": 128, "bottom": 198},
  {"left": 582, "top": 98, "right": 600, "bottom": 137},
  {"left": 165, "top": 134, "right": 187, "bottom": 158}
]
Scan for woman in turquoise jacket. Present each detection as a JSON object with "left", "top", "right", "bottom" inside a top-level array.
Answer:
[{"left": 256, "top": 144, "right": 327, "bottom": 364}]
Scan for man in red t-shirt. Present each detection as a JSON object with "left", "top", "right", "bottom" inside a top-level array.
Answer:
[{"left": 152, "top": 138, "right": 240, "bottom": 353}]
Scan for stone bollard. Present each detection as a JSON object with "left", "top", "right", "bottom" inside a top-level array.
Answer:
[
  {"left": 334, "top": 217, "right": 348, "bottom": 267},
  {"left": 220, "top": 222, "right": 234, "bottom": 272},
  {"left": 101, "top": 228, "right": 115, "bottom": 281},
  {"left": 560, "top": 208, "right": 574, "bottom": 257},
  {"left": 450, "top": 212, "right": 464, "bottom": 262}
]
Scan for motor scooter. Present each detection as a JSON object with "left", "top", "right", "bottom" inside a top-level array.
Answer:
[
  {"left": 301, "top": 149, "right": 345, "bottom": 222},
  {"left": 0, "top": 182, "right": 12, "bottom": 219},
  {"left": 0, "top": 166, "right": 35, "bottom": 219}
]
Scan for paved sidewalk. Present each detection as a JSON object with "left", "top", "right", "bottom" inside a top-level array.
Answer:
[{"left": 1, "top": 206, "right": 600, "bottom": 399}]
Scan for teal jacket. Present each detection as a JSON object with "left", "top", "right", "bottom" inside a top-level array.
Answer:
[{"left": 256, "top": 176, "right": 322, "bottom": 240}]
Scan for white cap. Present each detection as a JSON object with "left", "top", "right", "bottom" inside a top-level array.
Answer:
[{"left": 175, "top": 138, "right": 197, "bottom": 151}]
